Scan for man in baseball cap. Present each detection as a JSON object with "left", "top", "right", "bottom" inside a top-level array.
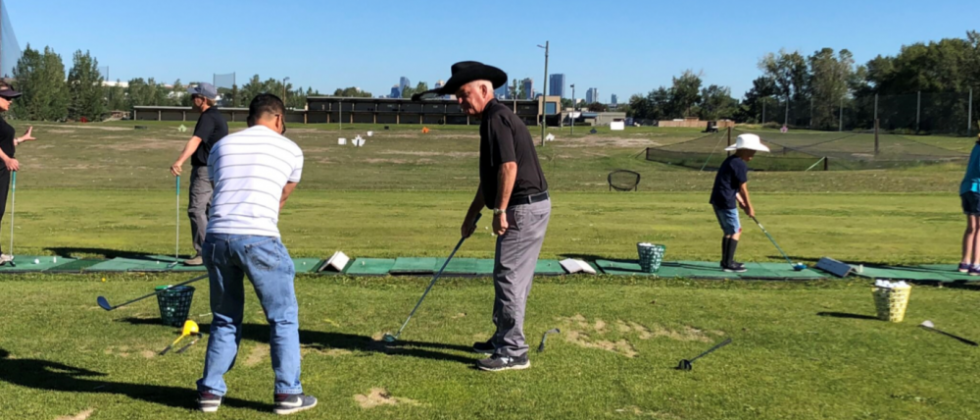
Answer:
[
  {"left": 169, "top": 82, "right": 228, "bottom": 266},
  {"left": 710, "top": 133, "right": 769, "bottom": 272}
]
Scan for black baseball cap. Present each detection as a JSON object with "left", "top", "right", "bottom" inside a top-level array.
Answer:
[{"left": 0, "top": 81, "right": 22, "bottom": 99}]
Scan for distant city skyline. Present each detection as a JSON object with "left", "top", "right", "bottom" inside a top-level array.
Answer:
[
  {"left": 549, "top": 74, "right": 566, "bottom": 98},
  {"left": 586, "top": 87, "right": 598, "bottom": 104},
  {"left": 611, "top": 94, "right": 618, "bottom": 105}
]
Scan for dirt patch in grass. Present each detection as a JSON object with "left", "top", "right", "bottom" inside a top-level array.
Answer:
[
  {"left": 555, "top": 137, "right": 663, "bottom": 149},
  {"left": 614, "top": 406, "right": 680, "bottom": 419},
  {"left": 378, "top": 150, "right": 478, "bottom": 158},
  {"left": 101, "top": 139, "right": 179, "bottom": 152},
  {"left": 451, "top": 313, "right": 466, "bottom": 319},
  {"left": 73, "top": 125, "right": 133, "bottom": 132},
  {"left": 244, "top": 343, "right": 269, "bottom": 367},
  {"left": 55, "top": 408, "right": 95, "bottom": 420},
  {"left": 301, "top": 345, "right": 352, "bottom": 358},
  {"left": 46, "top": 129, "right": 77, "bottom": 134},
  {"left": 354, "top": 388, "right": 420, "bottom": 409},
  {"left": 557, "top": 314, "right": 721, "bottom": 357},
  {"left": 141, "top": 350, "right": 157, "bottom": 359}
]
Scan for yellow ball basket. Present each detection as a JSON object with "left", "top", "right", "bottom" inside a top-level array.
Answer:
[{"left": 872, "top": 283, "right": 911, "bottom": 322}]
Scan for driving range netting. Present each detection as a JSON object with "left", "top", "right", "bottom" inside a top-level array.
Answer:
[{"left": 645, "top": 130, "right": 968, "bottom": 171}]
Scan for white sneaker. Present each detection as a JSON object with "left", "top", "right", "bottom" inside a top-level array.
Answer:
[{"left": 0, "top": 254, "right": 13, "bottom": 266}]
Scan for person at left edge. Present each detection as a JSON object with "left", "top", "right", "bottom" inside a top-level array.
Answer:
[
  {"left": 0, "top": 81, "right": 38, "bottom": 266},
  {"left": 170, "top": 82, "right": 229, "bottom": 266}
]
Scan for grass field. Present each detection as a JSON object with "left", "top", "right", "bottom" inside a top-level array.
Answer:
[{"left": 1, "top": 120, "right": 979, "bottom": 419}]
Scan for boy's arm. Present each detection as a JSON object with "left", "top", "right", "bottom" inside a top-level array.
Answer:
[{"left": 738, "top": 183, "right": 754, "bottom": 218}]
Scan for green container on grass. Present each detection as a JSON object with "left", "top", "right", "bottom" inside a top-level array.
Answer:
[
  {"left": 637, "top": 243, "right": 666, "bottom": 273},
  {"left": 156, "top": 285, "right": 195, "bottom": 327}
]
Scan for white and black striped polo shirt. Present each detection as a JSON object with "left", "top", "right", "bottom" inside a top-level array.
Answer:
[{"left": 206, "top": 125, "right": 304, "bottom": 237}]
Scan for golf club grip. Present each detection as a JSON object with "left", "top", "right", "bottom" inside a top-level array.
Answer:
[{"left": 176, "top": 175, "right": 180, "bottom": 194}]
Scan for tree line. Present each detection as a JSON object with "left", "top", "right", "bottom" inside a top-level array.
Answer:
[
  {"left": 625, "top": 31, "right": 979, "bottom": 132},
  {"left": 8, "top": 45, "right": 323, "bottom": 121}
]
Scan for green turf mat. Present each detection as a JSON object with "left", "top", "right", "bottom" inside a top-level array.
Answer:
[
  {"left": 344, "top": 258, "right": 396, "bottom": 276},
  {"left": 853, "top": 264, "right": 979, "bottom": 282},
  {"left": 390, "top": 257, "right": 438, "bottom": 274},
  {"left": 390, "top": 257, "right": 564, "bottom": 276},
  {"left": 0, "top": 256, "right": 79, "bottom": 273},
  {"left": 84, "top": 257, "right": 183, "bottom": 272},
  {"left": 46, "top": 258, "right": 103, "bottom": 273},
  {"left": 595, "top": 260, "right": 831, "bottom": 280},
  {"left": 293, "top": 258, "right": 323, "bottom": 273}
]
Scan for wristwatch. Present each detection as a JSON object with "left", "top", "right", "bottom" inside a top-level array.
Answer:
[{"left": 493, "top": 208, "right": 505, "bottom": 216}]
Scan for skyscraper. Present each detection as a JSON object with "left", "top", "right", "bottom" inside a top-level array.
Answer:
[
  {"left": 522, "top": 78, "right": 533, "bottom": 100},
  {"left": 399, "top": 77, "right": 411, "bottom": 91},
  {"left": 611, "top": 94, "right": 618, "bottom": 106},
  {"left": 494, "top": 84, "right": 508, "bottom": 99},
  {"left": 586, "top": 88, "right": 598, "bottom": 104},
  {"left": 549, "top": 74, "right": 566, "bottom": 98},
  {"left": 390, "top": 85, "right": 401, "bottom": 98}
]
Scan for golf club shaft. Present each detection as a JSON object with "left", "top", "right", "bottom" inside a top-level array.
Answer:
[
  {"left": 175, "top": 175, "right": 180, "bottom": 262},
  {"left": 929, "top": 328, "right": 979, "bottom": 346},
  {"left": 750, "top": 216, "right": 794, "bottom": 265},
  {"left": 105, "top": 273, "right": 208, "bottom": 310},
  {"left": 9, "top": 171, "right": 14, "bottom": 257},
  {"left": 392, "top": 213, "right": 481, "bottom": 338},
  {"left": 392, "top": 236, "right": 466, "bottom": 338},
  {"left": 689, "top": 338, "right": 732, "bottom": 363}
]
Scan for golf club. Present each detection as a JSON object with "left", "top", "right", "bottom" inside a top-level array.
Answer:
[
  {"left": 176, "top": 337, "right": 200, "bottom": 354},
  {"left": 168, "top": 175, "right": 180, "bottom": 268},
  {"left": 7, "top": 171, "right": 15, "bottom": 267},
  {"left": 160, "top": 320, "right": 199, "bottom": 355},
  {"left": 96, "top": 273, "right": 208, "bottom": 311},
  {"left": 383, "top": 213, "right": 482, "bottom": 343},
  {"left": 676, "top": 337, "right": 733, "bottom": 371},
  {"left": 537, "top": 328, "right": 561, "bottom": 352},
  {"left": 749, "top": 215, "right": 806, "bottom": 271},
  {"left": 919, "top": 320, "right": 978, "bottom": 346}
]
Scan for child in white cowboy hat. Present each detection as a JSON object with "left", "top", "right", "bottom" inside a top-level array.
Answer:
[{"left": 709, "top": 133, "right": 769, "bottom": 272}]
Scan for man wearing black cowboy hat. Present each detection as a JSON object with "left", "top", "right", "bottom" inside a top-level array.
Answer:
[{"left": 415, "top": 61, "right": 551, "bottom": 371}]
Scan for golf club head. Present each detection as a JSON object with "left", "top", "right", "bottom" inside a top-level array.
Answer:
[
  {"left": 382, "top": 333, "right": 397, "bottom": 343},
  {"left": 676, "top": 359, "right": 693, "bottom": 371},
  {"left": 920, "top": 320, "right": 935, "bottom": 329},
  {"left": 182, "top": 320, "right": 200, "bottom": 336},
  {"left": 537, "top": 328, "right": 561, "bottom": 352},
  {"left": 97, "top": 296, "right": 112, "bottom": 311},
  {"left": 793, "top": 263, "right": 807, "bottom": 271}
]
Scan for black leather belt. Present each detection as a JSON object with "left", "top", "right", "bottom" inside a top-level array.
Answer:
[{"left": 510, "top": 191, "right": 549, "bottom": 206}]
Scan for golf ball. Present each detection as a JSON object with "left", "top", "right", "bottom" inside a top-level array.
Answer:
[{"left": 33, "top": 259, "right": 39, "bottom": 264}]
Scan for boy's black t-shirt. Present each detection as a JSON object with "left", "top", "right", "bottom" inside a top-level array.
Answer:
[{"left": 709, "top": 155, "right": 748, "bottom": 209}]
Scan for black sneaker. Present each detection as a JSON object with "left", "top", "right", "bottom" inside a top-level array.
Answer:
[
  {"left": 274, "top": 393, "right": 317, "bottom": 415},
  {"left": 472, "top": 340, "right": 495, "bottom": 354},
  {"left": 476, "top": 353, "right": 530, "bottom": 372},
  {"left": 723, "top": 262, "right": 747, "bottom": 273},
  {"left": 198, "top": 391, "right": 222, "bottom": 413}
]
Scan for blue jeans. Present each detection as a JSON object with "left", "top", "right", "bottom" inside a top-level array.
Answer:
[
  {"left": 713, "top": 206, "right": 741, "bottom": 235},
  {"left": 196, "top": 233, "right": 302, "bottom": 396}
]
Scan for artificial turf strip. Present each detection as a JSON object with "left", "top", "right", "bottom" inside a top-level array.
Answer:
[
  {"left": 0, "top": 256, "right": 78, "bottom": 273},
  {"left": 852, "top": 264, "right": 980, "bottom": 283},
  {"left": 594, "top": 260, "right": 833, "bottom": 280},
  {"left": 44, "top": 258, "right": 103, "bottom": 273},
  {"left": 389, "top": 257, "right": 566, "bottom": 276},
  {"left": 343, "top": 258, "right": 397, "bottom": 276}
]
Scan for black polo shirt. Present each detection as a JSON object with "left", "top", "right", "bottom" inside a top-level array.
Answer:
[
  {"left": 479, "top": 99, "right": 547, "bottom": 208},
  {"left": 709, "top": 155, "right": 748, "bottom": 209},
  {"left": 0, "top": 116, "right": 14, "bottom": 163},
  {"left": 191, "top": 107, "right": 229, "bottom": 167}
]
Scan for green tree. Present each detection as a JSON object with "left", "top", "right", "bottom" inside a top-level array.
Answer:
[
  {"left": 737, "top": 76, "right": 778, "bottom": 123},
  {"left": 808, "top": 48, "right": 855, "bottom": 129},
  {"left": 332, "top": 87, "right": 372, "bottom": 98},
  {"left": 760, "top": 49, "right": 809, "bottom": 120},
  {"left": 670, "top": 70, "right": 702, "bottom": 117},
  {"left": 12, "top": 45, "right": 70, "bottom": 121},
  {"left": 240, "top": 75, "right": 264, "bottom": 105},
  {"left": 66, "top": 50, "right": 106, "bottom": 121},
  {"left": 698, "top": 85, "right": 738, "bottom": 121},
  {"left": 172, "top": 79, "right": 191, "bottom": 106},
  {"left": 105, "top": 79, "right": 127, "bottom": 111}
]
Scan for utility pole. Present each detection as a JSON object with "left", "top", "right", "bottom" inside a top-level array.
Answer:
[
  {"left": 282, "top": 77, "right": 290, "bottom": 107},
  {"left": 570, "top": 84, "right": 576, "bottom": 136},
  {"left": 538, "top": 41, "right": 549, "bottom": 147}
]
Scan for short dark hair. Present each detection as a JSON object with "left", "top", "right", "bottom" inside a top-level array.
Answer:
[{"left": 247, "top": 93, "right": 286, "bottom": 121}]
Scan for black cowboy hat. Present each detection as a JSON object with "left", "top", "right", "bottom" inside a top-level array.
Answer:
[{"left": 411, "top": 61, "right": 507, "bottom": 101}]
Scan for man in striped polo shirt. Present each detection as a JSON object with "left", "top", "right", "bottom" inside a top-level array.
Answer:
[{"left": 195, "top": 94, "right": 316, "bottom": 415}]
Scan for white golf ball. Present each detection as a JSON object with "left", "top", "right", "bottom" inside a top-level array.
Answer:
[{"left": 33, "top": 259, "right": 40, "bottom": 264}]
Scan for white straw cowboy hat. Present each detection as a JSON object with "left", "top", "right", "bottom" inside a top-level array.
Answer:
[{"left": 725, "top": 133, "right": 770, "bottom": 152}]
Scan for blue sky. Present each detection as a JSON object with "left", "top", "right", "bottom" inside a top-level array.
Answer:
[{"left": 6, "top": 0, "right": 978, "bottom": 102}]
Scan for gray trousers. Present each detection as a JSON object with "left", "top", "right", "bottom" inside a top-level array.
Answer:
[
  {"left": 188, "top": 166, "right": 213, "bottom": 256},
  {"left": 492, "top": 199, "right": 551, "bottom": 357}
]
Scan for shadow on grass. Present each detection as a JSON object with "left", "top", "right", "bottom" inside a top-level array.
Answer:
[
  {"left": 0, "top": 348, "right": 271, "bottom": 412},
  {"left": 115, "top": 320, "right": 478, "bottom": 365},
  {"left": 817, "top": 312, "right": 879, "bottom": 321},
  {"left": 46, "top": 247, "right": 189, "bottom": 260}
]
